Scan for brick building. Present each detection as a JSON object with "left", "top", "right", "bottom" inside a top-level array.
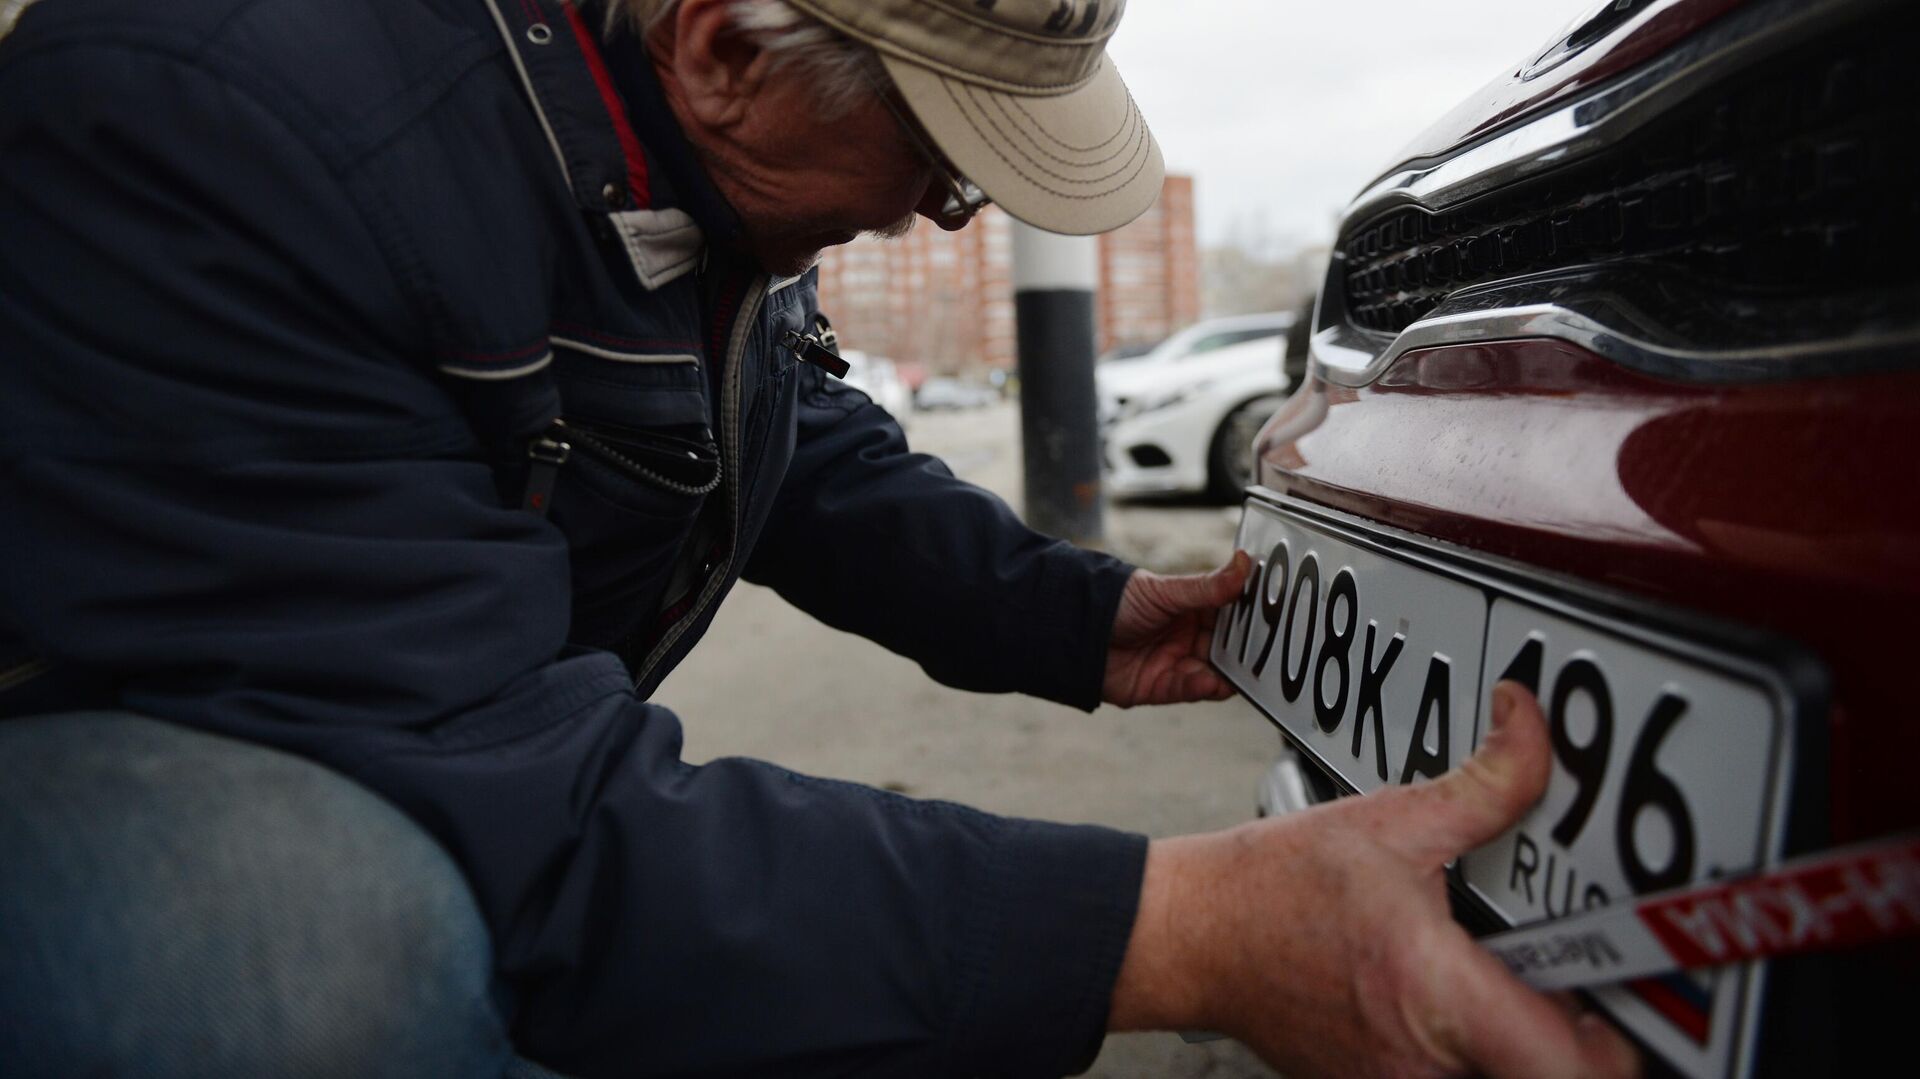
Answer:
[
  {"left": 814, "top": 175, "right": 1199, "bottom": 376},
  {"left": 1098, "top": 173, "right": 1200, "bottom": 356}
]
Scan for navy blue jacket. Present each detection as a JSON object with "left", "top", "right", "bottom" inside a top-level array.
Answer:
[{"left": 0, "top": 0, "right": 1147, "bottom": 1074}]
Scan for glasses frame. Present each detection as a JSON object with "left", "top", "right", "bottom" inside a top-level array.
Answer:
[{"left": 869, "top": 78, "right": 992, "bottom": 223}]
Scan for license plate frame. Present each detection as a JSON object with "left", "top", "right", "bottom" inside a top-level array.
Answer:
[{"left": 1210, "top": 492, "right": 1828, "bottom": 1079}]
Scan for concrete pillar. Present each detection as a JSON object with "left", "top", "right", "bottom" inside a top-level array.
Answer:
[{"left": 1011, "top": 222, "right": 1103, "bottom": 544}]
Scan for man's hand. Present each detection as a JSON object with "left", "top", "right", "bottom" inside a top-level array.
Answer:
[
  {"left": 1109, "top": 682, "right": 1641, "bottom": 1079},
  {"left": 1103, "top": 551, "right": 1252, "bottom": 707}
]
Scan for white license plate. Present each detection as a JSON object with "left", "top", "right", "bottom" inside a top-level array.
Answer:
[{"left": 1211, "top": 496, "right": 1814, "bottom": 1079}]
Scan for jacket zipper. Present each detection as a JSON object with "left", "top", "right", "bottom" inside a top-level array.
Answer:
[
  {"left": 564, "top": 416, "right": 716, "bottom": 460},
  {"left": 521, "top": 417, "right": 721, "bottom": 516},
  {"left": 555, "top": 419, "right": 720, "bottom": 497},
  {"left": 630, "top": 274, "right": 768, "bottom": 687}
]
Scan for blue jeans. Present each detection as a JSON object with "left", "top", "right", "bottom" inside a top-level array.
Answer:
[{"left": 0, "top": 712, "right": 569, "bottom": 1078}]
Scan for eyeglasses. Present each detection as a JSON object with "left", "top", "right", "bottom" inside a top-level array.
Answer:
[{"left": 870, "top": 82, "right": 992, "bottom": 224}]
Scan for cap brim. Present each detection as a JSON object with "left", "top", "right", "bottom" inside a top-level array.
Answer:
[{"left": 882, "top": 52, "right": 1164, "bottom": 236}]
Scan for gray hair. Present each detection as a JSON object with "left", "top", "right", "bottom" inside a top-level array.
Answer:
[{"left": 610, "top": 0, "right": 887, "bottom": 119}]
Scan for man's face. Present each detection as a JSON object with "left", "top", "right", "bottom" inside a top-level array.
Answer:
[
  {"left": 709, "top": 63, "right": 960, "bottom": 276},
  {"left": 648, "top": 0, "right": 967, "bottom": 276}
]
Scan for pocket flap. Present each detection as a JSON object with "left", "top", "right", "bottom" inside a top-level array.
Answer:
[{"left": 552, "top": 338, "right": 708, "bottom": 429}]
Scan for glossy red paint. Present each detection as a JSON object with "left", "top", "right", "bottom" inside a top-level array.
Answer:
[
  {"left": 1255, "top": 338, "right": 1920, "bottom": 845},
  {"left": 1383, "top": 0, "right": 1748, "bottom": 172}
]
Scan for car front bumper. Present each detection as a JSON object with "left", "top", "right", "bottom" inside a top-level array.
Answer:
[{"left": 1100, "top": 402, "right": 1214, "bottom": 497}]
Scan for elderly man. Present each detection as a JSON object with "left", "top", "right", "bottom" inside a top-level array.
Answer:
[{"left": 0, "top": 0, "right": 1635, "bottom": 1076}]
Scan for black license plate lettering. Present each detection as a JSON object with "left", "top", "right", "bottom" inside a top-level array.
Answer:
[
  {"left": 1313, "top": 568, "right": 1359, "bottom": 733},
  {"left": 1351, "top": 623, "right": 1404, "bottom": 782},
  {"left": 1486, "top": 632, "right": 1703, "bottom": 900}
]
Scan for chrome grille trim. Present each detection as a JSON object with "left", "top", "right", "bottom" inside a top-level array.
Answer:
[
  {"left": 1314, "top": 0, "right": 1909, "bottom": 387},
  {"left": 1342, "top": 0, "right": 1869, "bottom": 227},
  {"left": 1314, "top": 283, "right": 1920, "bottom": 391}
]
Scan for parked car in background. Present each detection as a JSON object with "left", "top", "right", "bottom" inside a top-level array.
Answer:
[
  {"left": 912, "top": 376, "right": 998, "bottom": 412},
  {"left": 1213, "top": 0, "right": 1916, "bottom": 1076},
  {"left": 1098, "top": 341, "right": 1160, "bottom": 365},
  {"left": 1097, "top": 334, "right": 1291, "bottom": 501},
  {"left": 1098, "top": 311, "right": 1295, "bottom": 370},
  {"left": 837, "top": 349, "right": 912, "bottom": 425}
]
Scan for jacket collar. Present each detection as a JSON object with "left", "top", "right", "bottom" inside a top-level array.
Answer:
[
  {"left": 480, "top": 0, "right": 726, "bottom": 289},
  {"left": 595, "top": 24, "right": 743, "bottom": 249}
]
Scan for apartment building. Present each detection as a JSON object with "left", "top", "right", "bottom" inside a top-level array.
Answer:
[{"left": 815, "top": 175, "right": 1200, "bottom": 377}]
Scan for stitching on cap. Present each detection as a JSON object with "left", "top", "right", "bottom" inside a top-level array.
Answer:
[
  {"left": 900, "top": 0, "right": 1116, "bottom": 48},
  {"left": 947, "top": 81, "right": 1154, "bottom": 200},
  {"left": 952, "top": 79, "right": 1150, "bottom": 189},
  {"left": 986, "top": 90, "right": 1141, "bottom": 171},
  {"left": 961, "top": 81, "right": 1145, "bottom": 185},
  {"left": 889, "top": 48, "right": 1094, "bottom": 94},
  {"left": 986, "top": 90, "right": 1136, "bottom": 167},
  {"left": 1009, "top": 92, "right": 1131, "bottom": 154},
  {"left": 791, "top": 3, "right": 1104, "bottom": 93}
]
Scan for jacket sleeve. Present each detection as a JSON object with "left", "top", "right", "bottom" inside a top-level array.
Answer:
[
  {"left": 0, "top": 34, "right": 1144, "bottom": 1078},
  {"left": 744, "top": 364, "right": 1137, "bottom": 711}
]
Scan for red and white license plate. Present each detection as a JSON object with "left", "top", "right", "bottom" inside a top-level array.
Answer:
[{"left": 1211, "top": 495, "right": 1821, "bottom": 1079}]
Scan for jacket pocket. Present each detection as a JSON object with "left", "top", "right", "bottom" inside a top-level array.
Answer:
[
  {"left": 548, "top": 341, "right": 713, "bottom": 510},
  {"left": 555, "top": 417, "right": 719, "bottom": 504},
  {"left": 546, "top": 342, "right": 716, "bottom": 651}
]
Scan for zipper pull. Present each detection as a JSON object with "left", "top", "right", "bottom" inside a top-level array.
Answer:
[
  {"left": 523, "top": 421, "right": 572, "bottom": 516},
  {"left": 781, "top": 329, "right": 849, "bottom": 378}
]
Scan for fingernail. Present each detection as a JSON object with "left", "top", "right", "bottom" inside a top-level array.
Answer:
[{"left": 1492, "top": 681, "right": 1517, "bottom": 727}]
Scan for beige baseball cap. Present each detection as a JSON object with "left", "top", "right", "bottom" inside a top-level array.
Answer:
[{"left": 784, "top": 0, "right": 1164, "bottom": 236}]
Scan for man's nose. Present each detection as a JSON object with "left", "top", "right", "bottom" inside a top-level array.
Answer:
[{"left": 915, "top": 181, "right": 970, "bottom": 232}]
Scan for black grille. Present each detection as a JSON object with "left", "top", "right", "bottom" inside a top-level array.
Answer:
[{"left": 1338, "top": 5, "right": 1919, "bottom": 338}]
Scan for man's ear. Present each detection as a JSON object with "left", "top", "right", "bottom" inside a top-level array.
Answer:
[{"left": 654, "top": 0, "right": 774, "bottom": 131}]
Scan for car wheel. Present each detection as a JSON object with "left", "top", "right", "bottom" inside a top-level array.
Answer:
[{"left": 1207, "top": 399, "right": 1272, "bottom": 503}]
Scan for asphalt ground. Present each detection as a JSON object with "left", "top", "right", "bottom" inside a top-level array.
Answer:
[{"left": 656, "top": 400, "right": 1283, "bottom": 1077}]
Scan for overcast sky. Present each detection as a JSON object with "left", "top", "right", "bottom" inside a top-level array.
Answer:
[{"left": 1107, "top": 0, "right": 1595, "bottom": 252}]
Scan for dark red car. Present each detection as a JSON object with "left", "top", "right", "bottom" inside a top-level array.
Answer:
[{"left": 1210, "top": 0, "right": 1916, "bottom": 1075}]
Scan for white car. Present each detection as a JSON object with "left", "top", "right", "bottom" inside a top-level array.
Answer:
[
  {"left": 1099, "top": 311, "right": 1296, "bottom": 372},
  {"left": 913, "top": 377, "right": 998, "bottom": 411},
  {"left": 1098, "top": 332, "right": 1291, "bottom": 501},
  {"left": 836, "top": 349, "right": 913, "bottom": 424}
]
